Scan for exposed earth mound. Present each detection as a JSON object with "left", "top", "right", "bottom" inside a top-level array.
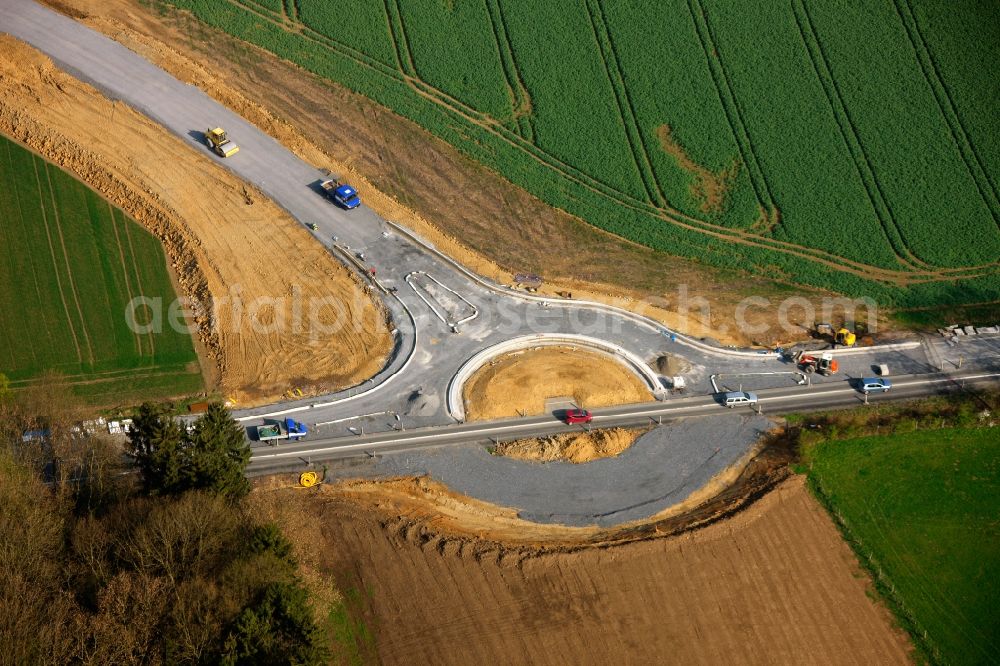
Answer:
[
  {"left": 462, "top": 347, "right": 653, "bottom": 420},
  {"left": 0, "top": 36, "right": 392, "bottom": 404},
  {"left": 493, "top": 428, "right": 645, "bottom": 463}
]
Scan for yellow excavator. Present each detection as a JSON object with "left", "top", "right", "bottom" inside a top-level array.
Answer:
[
  {"left": 205, "top": 127, "right": 240, "bottom": 157},
  {"left": 835, "top": 327, "right": 857, "bottom": 347}
]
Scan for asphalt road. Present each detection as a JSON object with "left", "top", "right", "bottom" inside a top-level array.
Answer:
[
  {"left": 247, "top": 369, "right": 1000, "bottom": 474},
  {"left": 4, "top": 0, "right": 1000, "bottom": 521}
]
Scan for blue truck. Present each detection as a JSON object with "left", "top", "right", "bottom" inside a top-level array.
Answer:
[
  {"left": 321, "top": 179, "right": 361, "bottom": 209},
  {"left": 255, "top": 417, "right": 308, "bottom": 444}
]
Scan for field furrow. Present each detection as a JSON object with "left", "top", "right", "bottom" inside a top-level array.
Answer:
[
  {"left": 31, "top": 154, "right": 84, "bottom": 367},
  {"left": 584, "top": 0, "right": 667, "bottom": 207},
  {"left": 791, "top": 0, "right": 922, "bottom": 270},
  {"left": 891, "top": 0, "right": 1000, "bottom": 230},
  {"left": 688, "top": 0, "right": 774, "bottom": 216}
]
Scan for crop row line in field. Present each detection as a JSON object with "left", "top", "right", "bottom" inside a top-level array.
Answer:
[
  {"left": 238, "top": 0, "right": 283, "bottom": 25},
  {"left": 31, "top": 155, "right": 84, "bottom": 366},
  {"left": 115, "top": 203, "right": 157, "bottom": 357},
  {"left": 3, "top": 140, "right": 45, "bottom": 368},
  {"left": 893, "top": 0, "right": 1000, "bottom": 231},
  {"left": 686, "top": 0, "right": 775, "bottom": 219},
  {"left": 584, "top": 0, "right": 668, "bottom": 208},
  {"left": 42, "top": 161, "right": 98, "bottom": 364},
  {"left": 384, "top": 0, "right": 418, "bottom": 78},
  {"left": 282, "top": 0, "right": 298, "bottom": 23},
  {"left": 107, "top": 202, "right": 145, "bottom": 357},
  {"left": 214, "top": 0, "right": 997, "bottom": 283},
  {"left": 483, "top": 0, "right": 534, "bottom": 142},
  {"left": 791, "top": 0, "right": 927, "bottom": 271}
]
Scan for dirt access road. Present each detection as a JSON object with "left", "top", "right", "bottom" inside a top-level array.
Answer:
[
  {"left": 270, "top": 475, "right": 912, "bottom": 665},
  {"left": 0, "top": 36, "right": 391, "bottom": 405}
]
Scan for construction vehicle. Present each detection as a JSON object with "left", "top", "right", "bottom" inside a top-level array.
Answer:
[
  {"left": 321, "top": 179, "right": 361, "bottom": 209},
  {"left": 255, "top": 417, "right": 308, "bottom": 444},
  {"left": 814, "top": 323, "right": 857, "bottom": 348},
  {"left": 835, "top": 327, "right": 857, "bottom": 347},
  {"left": 204, "top": 127, "right": 240, "bottom": 157},
  {"left": 796, "top": 351, "right": 839, "bottom": 376}
]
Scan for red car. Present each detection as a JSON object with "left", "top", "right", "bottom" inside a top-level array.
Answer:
[{"left": 564, "top": 408, "right": 593, "bottom": 424}]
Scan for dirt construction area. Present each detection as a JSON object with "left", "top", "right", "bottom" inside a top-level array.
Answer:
[
  {"left": 0, "top": 36, "right": 391, "bottom": 404},
  {"left": 262, "top": 475, "right": 912, "bottom": 665},
  {"left": 493, "top": 427, "right": 646, "bottom": 464},
  {"left": 462, "top": 347, "right": 653, "bottom": 420}
]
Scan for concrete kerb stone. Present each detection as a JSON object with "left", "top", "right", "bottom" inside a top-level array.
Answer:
[
  {"left": 446, "top": 333, "right": 668, "bottom": 422},
  {"left": 382, "top": 220, "right": 780, "bottom": 360}
]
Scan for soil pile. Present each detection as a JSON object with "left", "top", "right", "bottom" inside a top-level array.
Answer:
[
  {"left": 493, "top": 428, "right": 645, "bottom": 463},
  {"left": 656, "top": 352, "right": 691, "bottom": 375},
  {"left": 462, "top": 347, "right": 652, "bottom": 420},
  {"left": 0, "top": 36, "right": 392, "bottom": 404}
]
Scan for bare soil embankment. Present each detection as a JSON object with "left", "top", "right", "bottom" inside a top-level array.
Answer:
[
  {"left": 0, "top": 36, "right": 392, "bottom": 404},
  {"left": 462, "top": 347, "right": 653, "bottom": 420},
  {"left": 257, "top": 465, "right": 912, "bottom": 665},
  {"left": 493, "top": 428, "right": 646, "bottom": 464},
  {"left": 32, "top": 0, "right": 877, "bottom": 347}
]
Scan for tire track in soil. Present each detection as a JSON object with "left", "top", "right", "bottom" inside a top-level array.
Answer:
[
  {"left": 30, "top": 153, "right": 83, "bottom": 366},
  {"left": 584, "top": 0, "right": 668, "bottom": 207},
  {"left": 792, "top": 0, "right": 930, "bottom": 272},
  {"left": 217, "top": 0, "right": 999, "bottom": 284},
  {"left": 119, "top": 204, "right": 157, "bottom": 357},
  {"left": 893, "top": 0, "right": 1000, "bottom": 231},
  {"left": 43, "top": 160, "right": 96, "bottom": 365},
  {"left": 107, "top": 202, "right": 146, "bottom": 357},
  {"left": 686, "top": 0, "right": 775, "bottom": 216},
  {"left": 483, "top": 0, "right": 534, "bottom": 141}
]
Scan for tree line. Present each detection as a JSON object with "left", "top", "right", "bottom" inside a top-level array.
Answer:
[{"left": 0, "top": 374, "right": 331, "bottom": 664}]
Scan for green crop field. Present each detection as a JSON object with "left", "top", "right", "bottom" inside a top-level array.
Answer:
[
  {"left": 0, "top": 135, "right": 203, "bottom": 405},
  {"left": 802, "top": 425, "right": 1000, "bottom": 664},
  {"left": 161, "top": 0, "right": 1000, "bottom": 306}
]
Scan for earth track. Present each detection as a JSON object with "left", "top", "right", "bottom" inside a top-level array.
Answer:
[
  {"left": 217, "top": 0, "right": 999, "bottom": 283},
  {"left": 892, "top": 0, "right": 1000, "bottom": 232},
  {"left": 792, "top": 0, "right": 930, "bottom": 271},
  {"left": 43, "top": 160, "right": 96, "bottom": 365},
  {"left": 107, "top": 202, "right": 146, "bottom": 357},
  {"left": 31, "top": 153, "right": 84, "bottom": 365}
]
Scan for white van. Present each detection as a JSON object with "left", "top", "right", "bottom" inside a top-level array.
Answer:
[{"left": 723, "top": 391, "right": 758, "bottom": 408}]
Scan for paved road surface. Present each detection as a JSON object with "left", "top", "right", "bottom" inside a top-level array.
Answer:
[{"left": 4, "top": 0, "right": 1000, "bottom": 522}]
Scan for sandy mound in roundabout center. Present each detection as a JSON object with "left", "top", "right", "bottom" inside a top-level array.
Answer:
[{"left": 462, "top": 346, "right": 653, "bottom": 420}]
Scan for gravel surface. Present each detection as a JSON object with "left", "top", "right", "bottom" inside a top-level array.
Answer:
[{"left": 371, "top": 414, "right": 773, "bottom": 527}]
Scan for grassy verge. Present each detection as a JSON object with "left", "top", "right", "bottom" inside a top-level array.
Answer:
[{"left": 794, "top": 397, "right": 1000, "bottom": 664}]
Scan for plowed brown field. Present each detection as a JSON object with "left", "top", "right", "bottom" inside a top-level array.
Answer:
[
  {"left": 271, "top": 476, "right": 911, "bottom": 665},
  {"left": 0, "top": 36, "right": 391, "bottom": 404}
]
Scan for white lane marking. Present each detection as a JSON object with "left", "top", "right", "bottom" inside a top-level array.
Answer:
[{"left": 253, "top": 372, "right": 1000, "bottom": 460}]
